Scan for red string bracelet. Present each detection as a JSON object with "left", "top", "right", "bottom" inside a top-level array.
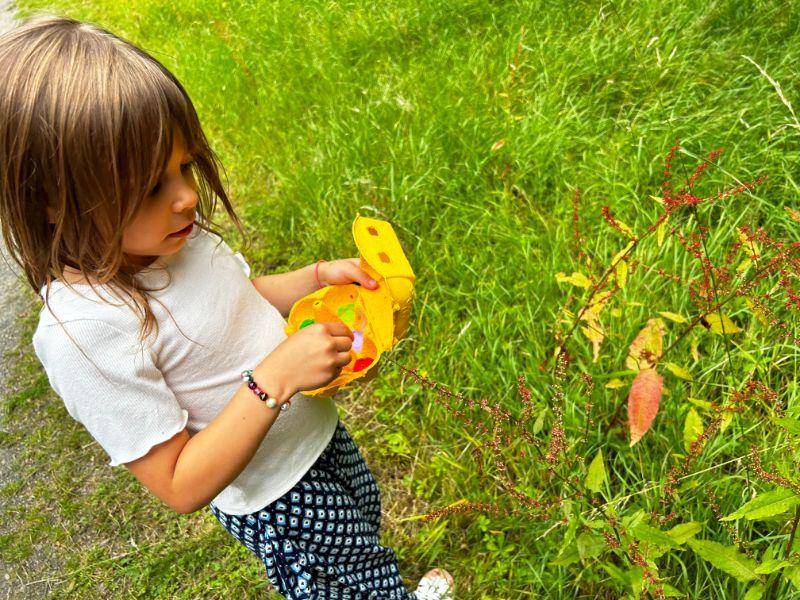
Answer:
[{"left": 315, "top": 259, "right": 326, "bottom": 289}]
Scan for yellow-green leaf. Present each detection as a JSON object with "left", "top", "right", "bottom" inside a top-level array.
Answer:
[
  {"left": 615, "top": 260, "right": 628, "bottom": 288},
  {"left": 688, "top": 339, "right": 699, "bottom": 364},
  {"left": 605, "top": 378, "right": 627, "bottom": 389},
  {"left": 556, "top": 271, "right": 592, "bottom": 288},
  {"left": 626, "top": 318, "right": 665, "bottom": 371},
  {"left": 580, "top": 318, "right": 604, "bottom": 363},
  {"left": 616, "top": 219, "right": 635, "bottom": 238},
  {"left": 720, "top": 411, "right": 734, "bottom": 432},
  {"left": 611, "top": 241, "right": 635, "bottom": 265},
  {"left": 745, "top": 297, "right": 770, "bottom": 326},
  {"left": 585, "top": 450, "right": 606, "bottom": 493},
  {"left": 666, "top": 362, "right": 693, "bottom": 381},
  {"left": 706, "top": 313, "right": 742, "bottom": 335},
  {"left": 659, "top": 311, "right": 687, "bottom": 323},
  {"left": 683, "top": 408, "right": 704, "bottom": 452},
  {"left": 738, "top": 227, "right": 760, "bottom": 258},
  {"left": 688, "top": 397, "right": 712, "bottom": 411},
  {"left": 657, "top": 218, "right": 668, "bottom": 247}
]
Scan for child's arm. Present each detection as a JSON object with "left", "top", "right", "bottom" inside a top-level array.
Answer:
[
  {"left": 124, "top": 321, "right": 354, "bottom": 514},
  {"left": 251, "top": 264, "right": 318, "bottom": 318},
  {"left": 251, "top": 258, "right": 378, "bottom": 317},
  {"left": 124, "top": 358, "right": 294, "bottom": 514}
]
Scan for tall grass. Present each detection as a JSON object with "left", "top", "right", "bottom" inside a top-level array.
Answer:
[{"left": 4, "top": 0, "right": 800, "bottom": 597}]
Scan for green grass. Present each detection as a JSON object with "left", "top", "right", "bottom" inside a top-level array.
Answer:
[{"left": 4, "top": 0, "right": 800, "bottom": 597}]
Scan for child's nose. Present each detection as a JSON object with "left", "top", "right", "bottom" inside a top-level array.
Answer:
[{"left": 172, "top": 184, "right": 198, "bottom": 213}]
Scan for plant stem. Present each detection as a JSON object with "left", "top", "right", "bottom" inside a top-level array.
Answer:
[{"left": 764, "top": 505, "right": 800, "bottom": 600}]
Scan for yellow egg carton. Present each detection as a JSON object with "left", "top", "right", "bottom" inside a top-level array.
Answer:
[{"left": 284, "top": 216, "right": 415, "bottom": 397}]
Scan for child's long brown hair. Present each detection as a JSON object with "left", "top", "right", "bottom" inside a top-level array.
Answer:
[{"left": 0, "top": 14, "right": 250, "bottom": 347}]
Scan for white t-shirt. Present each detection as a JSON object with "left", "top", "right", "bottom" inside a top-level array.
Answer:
[{"left": 31, "top": 227, "right": 339, "bottom": 515}]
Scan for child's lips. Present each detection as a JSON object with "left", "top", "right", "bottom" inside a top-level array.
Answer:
[{"left": 168, "top": 222, "right": 194, "bottom": 237}]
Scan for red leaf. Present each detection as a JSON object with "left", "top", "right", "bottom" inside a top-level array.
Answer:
[{"left": 628, "top": 368, "right": 663, "bottom": 446}]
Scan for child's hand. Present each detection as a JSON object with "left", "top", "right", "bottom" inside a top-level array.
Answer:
[
  {"left": 319, "top": 258, "right": 379, "bottom": 289},
  {"left": 266, "top": 322, "right": 354, "bottom": 394}
]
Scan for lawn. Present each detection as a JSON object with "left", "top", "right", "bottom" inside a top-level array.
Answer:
[{"left": 3, "top": 0, "right": 800, "bottom": 597}]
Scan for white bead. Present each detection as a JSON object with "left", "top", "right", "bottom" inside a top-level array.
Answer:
[{"left": 265, "top": 397, "right": 277, "bottom": 408}]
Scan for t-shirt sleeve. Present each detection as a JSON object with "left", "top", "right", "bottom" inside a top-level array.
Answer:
[
  {"left": 32, "top": 319, "right": 189, "bottom": 467},
  {"left": 204, "top": 229, "right": 252, "bottom": 278},
  {"left": 232, "top": 251, "right": 252, "bottom": 278}
]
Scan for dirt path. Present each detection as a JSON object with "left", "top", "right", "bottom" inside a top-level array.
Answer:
[
  {"left": 0, "top": 4, "right": 23, "bottom": 384},
  {"left": 0, "top": 7, "right": 52, "bottom": 599}
]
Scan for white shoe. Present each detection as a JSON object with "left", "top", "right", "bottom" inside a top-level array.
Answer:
[{"left": 414, "top": 568, "right": 454, "bottom": 600}]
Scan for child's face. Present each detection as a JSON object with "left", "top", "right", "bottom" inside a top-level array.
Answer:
[{"left": 122, "top": 131, "right": 198, "bottom": 269}]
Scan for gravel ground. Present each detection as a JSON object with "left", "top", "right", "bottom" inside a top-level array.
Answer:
[{"left": 0, "top": 6, "right": 60, "bottom": 599}]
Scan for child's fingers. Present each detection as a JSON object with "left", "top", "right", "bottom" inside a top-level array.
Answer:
[
  {"left": 332, "top": 335, "right": 353, "bottom": 352},
  {"left": 336, "top": 351, "right": 353, "bottom": 367},
  {"left": 323, "top": 321, "right": 354, "bottom": 339}
]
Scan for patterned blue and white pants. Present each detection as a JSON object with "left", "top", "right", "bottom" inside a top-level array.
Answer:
[{"left": 209, "top": 420, "right": 416, "bottom": 599}]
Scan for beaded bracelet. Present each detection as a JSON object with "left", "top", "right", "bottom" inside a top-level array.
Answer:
[{"left": 241, "top": 369, "right": 290, "bottom": 411}]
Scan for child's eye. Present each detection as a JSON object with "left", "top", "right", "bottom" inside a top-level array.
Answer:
[{"left": 148, "top": 162, "right": 193, "bottom": 197}]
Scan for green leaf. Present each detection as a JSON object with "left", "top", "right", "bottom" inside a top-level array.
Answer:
[
  {"left": 722, "top": 488, "right": 800, "bottom": 521},
  {"left": 686, "top": 539, "right": 759, "bottom": 582},
  {"left": 743, "top": 583, "right": 765, "bottom": 600},
  {"left": 773, "top": 417, "right": 800, "bottom": 437},
  {"left": 631, "top": 523, "right": 680, "bottom": 548},
  {"left": 683, "top": 408, "right": 704, "bottom": 453},
  {"left": 585, "top": 450, "right": 606, "bottom": 494},
  {"left": 666, "top": 521, "right": 703, "bottom": 544},
  {"left": 550, "top": 542, "right": 579, "bottom": 566},
  {"left": 629, "top": 565, "right": 645, "bottom": 596},
  {"left": 666, "top": 362, "right": 693, "bottom": 381},
  {"left": 603, "top": 563, "right": 629, "bottom": 587},
  {"left": 755, "top": 558, "right": 793, "bottom": 574},
  {"left": 532, "top": 409, "right": 545, "bottom": 434},
  {"left": 661, "top": 583, "right": 684, "bottom": 597},
  {"left": 577, "top": 531, "right": 605, "bottom": 561},
  {"left": 784, "top": 565, "right": 800, "bottom": 589},
  {"left": 621, "top": 509, "right": 647, "bottom": 531}
]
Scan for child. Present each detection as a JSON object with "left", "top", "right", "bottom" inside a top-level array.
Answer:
[{"left": 0, "top": 14, "right": 454, "bottom": 600}]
